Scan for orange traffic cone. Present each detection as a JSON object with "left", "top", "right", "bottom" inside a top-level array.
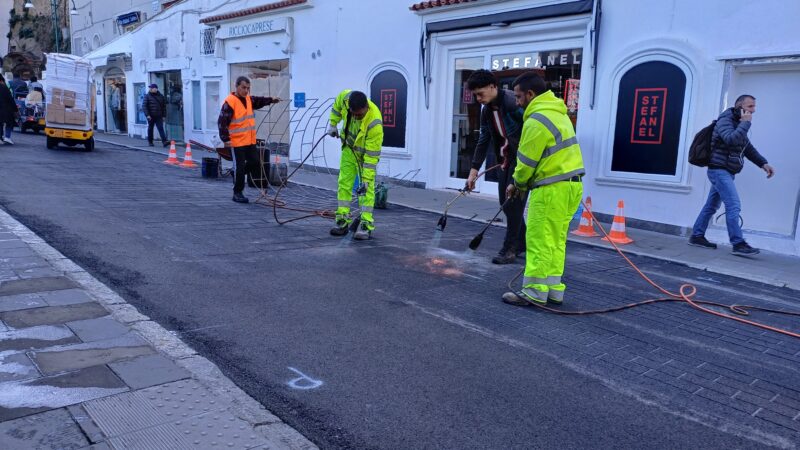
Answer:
[
  {"left": 571, "top": 196, "right": 599, "bottom": 237},
  {"left": 180, "top": 142, "right": 198, "bottom": 168},
  {"left": 163, "top": 141, "right": 179, "bottom": 165},
  {"left": 602, "top": 200, "right": 633, "bottom": 244}
]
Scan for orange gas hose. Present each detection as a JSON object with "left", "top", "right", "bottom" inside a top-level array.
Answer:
[{"left": 507, "top": 199, "right": 800, "bottom": 339}]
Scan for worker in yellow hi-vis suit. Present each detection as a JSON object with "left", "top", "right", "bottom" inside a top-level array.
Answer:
[
  {"left": 326, "top": 90, "right": 384, "bottom": 240},
  {"left": 503, "top": 72, "right": 585, "bottom": 307}
]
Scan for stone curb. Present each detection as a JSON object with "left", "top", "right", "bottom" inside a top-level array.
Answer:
[{"left": 0, "top": 206, "right": 317, "bottom": 449}]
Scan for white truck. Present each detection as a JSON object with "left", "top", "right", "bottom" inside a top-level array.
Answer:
[{"left": 43, "top": 53, "right": 95, "bottom": 151}]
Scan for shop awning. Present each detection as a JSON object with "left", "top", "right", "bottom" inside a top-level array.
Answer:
[{"left": 83, "top": 34, "right": 134, "bottom": 70}]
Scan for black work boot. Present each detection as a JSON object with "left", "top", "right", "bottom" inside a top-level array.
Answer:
[
  {"left": 688, "top": 235, "right": 717, "bottom": 249},
  {"left": 232, "top": 192, "right": 249, "bottom": 203},
  {"left": 330, "top": 219, "right": 349, "bottom": 236},
  {"left": 732, "top": 241, "right": 760, "bottom": 256},
  {"left": 492, "top": 247, "right": 516, "bottom": 265}
]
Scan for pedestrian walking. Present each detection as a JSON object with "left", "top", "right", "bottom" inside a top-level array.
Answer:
[
  {"left": 217, "top": 76, "right": 280, "bottom": 204},
  {"left": 142, "top": 84, "right": 169, "bottom": 147},
  {"left": 688, "top": 95, "right": 775, "bottom": 255},
  {"left": 464, "top": 69, "right": 526, "bottom": 264},
  {"left": 502, "top": 72, "right": 585, "bottom": 306},
  {"left": 0, "top": 74, "right": 18, "bottom": 145},
  {"left": 326, "top": 90, "right": 384, "bottom": 240}
]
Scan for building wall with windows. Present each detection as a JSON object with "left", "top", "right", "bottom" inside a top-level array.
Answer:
[{"left": 85, "top": 0, "right": 800, "bottom": 255}]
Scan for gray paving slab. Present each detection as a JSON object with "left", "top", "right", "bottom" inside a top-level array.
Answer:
[
  {"left": 0, "top": 408, "right": 89, "bottom": 450},
  {"left": 0, "top": 269, "right": 17, "bottom": 282},
  {"left": 0, "top": 352, "right": 40, "bottom": 382},
  {"left": 0, "top": 293, "right": 46, "bottom": 313},
  {"left": 0, "top": 324, "right": 79, "bottom": 352},
  {"left": 0, "top": 239, "right": 29, "bottom": 250},
  {"left": 15, "top": 267, "right": 63, "bottom": 280},
  {"left": 66, "top": 316, "right": 130, "bottom": 342},
  {"left": 29, "top": 335, "right": 155, "bottom": 375},
  {"left": 108, "top": 354, "right": 191, "bottom": 390},
  {"left": 0, "top": 256, "right": 50, "bottom": 271},
  {"left": 0, "top": 365, "right": 128, "bottom": 421},
  {"left": 38, "top": 289, "right": 93, "bottom": 307},
  {"left": 0, "top": 302, "right": 108, "bottom": 328},
  {"left": 0, "top": 276, "right": 78, "bottom": 297}
]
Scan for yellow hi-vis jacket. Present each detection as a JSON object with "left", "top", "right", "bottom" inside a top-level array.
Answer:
[
  {"left": 329, "top": 90, "right": 384, "bottom": 166},
  {"left": 513, "top": 90, "right": 585, "bottom": 191},
  {"left": 224, "top": 94, "right": 256, "bottom": 147}
]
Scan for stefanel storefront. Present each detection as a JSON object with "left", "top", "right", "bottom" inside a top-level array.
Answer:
[{"left": 416, "top": 0, "right": 593, "bottom": 195}]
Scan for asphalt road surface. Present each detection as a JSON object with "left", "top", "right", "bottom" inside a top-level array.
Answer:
[{"left": 1, "top": 133, "right": 798, "bottom": 449}]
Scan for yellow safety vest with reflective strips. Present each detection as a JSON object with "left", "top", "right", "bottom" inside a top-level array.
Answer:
[
  {"left": 329, "top": 90, "right": 384, "bottom": 162},
  {"left": 513, "top": 90, "right": 585, "bottom": 191}
]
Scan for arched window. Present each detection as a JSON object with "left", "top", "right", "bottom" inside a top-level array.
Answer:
[
  {"left": 369, "top": 69, "right": 407, "bottom": 149},
  {"left": 611, "top": 61, "right": 687, "bottom": 176}
]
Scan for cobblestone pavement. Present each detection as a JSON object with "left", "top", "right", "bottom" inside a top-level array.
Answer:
[{"left": 0, "top": 134, "right": 798, "bottom": 448}]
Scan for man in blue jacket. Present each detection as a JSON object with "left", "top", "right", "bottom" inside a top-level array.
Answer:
[{"left": 689, "top": 95, "right": 775, "bottom": 255}]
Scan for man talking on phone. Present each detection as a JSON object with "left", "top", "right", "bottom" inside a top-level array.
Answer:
[{"left": 688, "top": 94, "right": 775, "bottom": 255}]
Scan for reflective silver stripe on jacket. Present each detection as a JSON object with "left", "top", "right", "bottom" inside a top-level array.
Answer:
[
  {"left": 532, "top": 168, "right": 585, "bottom": 188},
  {"left": 362, "top": 162, "right": 377, "bottom": 170},
  {"left": 354, "top": 147, "right": 381, "bottom": 157},
  {"left": 517, "top": 151, "right": 538, "bottom": 169},
  {"left": 367, "top": 119, "right": 382, "bottom": 130},
  {"left": 230, "top": 114, "right": 255, "bottom": 124},
  {"left": 529, "top": 113, "right": 578, "bottom": 159}
]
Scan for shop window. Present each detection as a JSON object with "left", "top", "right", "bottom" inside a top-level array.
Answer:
[
  {"left": 192, "top": 81, "right": 201, "bottom": 130},
  {"left": 205, "top": 80, "right": 220, "bottom": 130},
  {"left": 155, "top": 39, "right": 167, "bottom": 59},
  {"left": 610, "top": 61, "right": 686, "bottom": 175},
  {"left": 133, "top": 82, "right": 147, "bottom": 124},
  {"left": 369, "top": 69, "right": 407, "bottom": 149}
]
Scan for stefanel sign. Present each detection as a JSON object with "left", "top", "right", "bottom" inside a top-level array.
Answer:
[
  {"left": 630, "top": 88, "right": 667, "bottom": 144},
  {"left": 370, "top": 70, "right": 408, "bottom": 148},
  {"left": 611, "top": 61, "right": 686, "bottom": 176}
]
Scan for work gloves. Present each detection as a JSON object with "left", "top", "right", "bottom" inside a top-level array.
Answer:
[{"left": 327, "top": 125, "right": 339, "bottom": 138}]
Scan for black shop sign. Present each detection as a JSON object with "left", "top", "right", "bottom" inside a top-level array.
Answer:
[
  {"left": 611, "top": 61, "right": 686, "bottom": 176},
  {"left": 370, "top": 70, "right": 407, "bottom": 149}
]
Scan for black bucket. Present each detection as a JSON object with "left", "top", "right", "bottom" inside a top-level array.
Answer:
[{"left": 201, "top": 157, "right": 219, "bottom": 178}]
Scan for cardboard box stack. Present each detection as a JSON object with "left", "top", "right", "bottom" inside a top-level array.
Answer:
[{"left": 44, "top": 53, "right": 92, "bottom": 129}]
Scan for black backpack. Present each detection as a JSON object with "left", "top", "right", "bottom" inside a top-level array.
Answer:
[{"left": 688, "top": 120, "right": 717, "bottom": 167}]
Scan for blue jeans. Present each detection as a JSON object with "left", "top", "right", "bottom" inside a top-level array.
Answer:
[
  {"left": 691, "top": 168, "right": 743, "bottom": 244},
  {"left": 3, "top": 122, "right": 12, "bottom": 139}
]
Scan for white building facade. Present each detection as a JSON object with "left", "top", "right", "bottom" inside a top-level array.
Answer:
[{"left": 84, "top": 0, "right": 800, "bottom": 255}]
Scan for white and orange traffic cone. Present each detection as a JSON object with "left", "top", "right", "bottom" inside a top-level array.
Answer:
[
  {"left": 180, "top": 142, "right": 198, "bottom": 168},
  {"left": 571, "top": 196, "right": 599, "bottom": 237},
  {"left": 602, "top": 200, "right": 633, "bottom": 244},
  {"left": 163, "top": 141, "right": 179, "bottom": 165}
]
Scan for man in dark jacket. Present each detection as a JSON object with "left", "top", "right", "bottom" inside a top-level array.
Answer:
[
  {"left": 689, "top": 94, "right": 775, "bottom": 255},
  {"left": 465, "top": 70, "right": 526, "bottom": 264},
  {"left": 142, "top": 84, "right": 168, "bottom": 147}
]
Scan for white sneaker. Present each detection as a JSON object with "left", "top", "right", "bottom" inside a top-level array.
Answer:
[{"left": 2, "top": 137, "right": 13, "bottom": 144}]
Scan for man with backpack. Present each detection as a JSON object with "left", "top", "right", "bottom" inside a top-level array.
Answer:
[{"left": 688, "top": 94, "right": 775, "bottom": 255}]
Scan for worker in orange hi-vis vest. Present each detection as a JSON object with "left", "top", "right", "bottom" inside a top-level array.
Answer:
[{"left": 217, "top": 76, "right": 281, "bottom": 204}]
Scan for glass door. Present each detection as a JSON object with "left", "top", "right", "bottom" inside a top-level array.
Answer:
[
  {"left": 104, "top": 68, "right": 126, "bottom": 133},
  {"left": 152, "top": 71, "right": 184, "bottom": 143},
  {"left": 449, "top": 56, "right": 489, "bottom": 192}
]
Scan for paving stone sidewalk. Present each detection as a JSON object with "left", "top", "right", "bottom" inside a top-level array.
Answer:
[{"left": 0, "top": 209, "right": 315, "bottom": 449}]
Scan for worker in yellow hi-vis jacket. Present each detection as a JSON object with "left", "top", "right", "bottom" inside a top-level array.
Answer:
[
  {"left": 326, "top": 90, "right": 384, "bottom": 240},
  {"left": 503, "top": 72, "right": 585, "bottom": 307}
]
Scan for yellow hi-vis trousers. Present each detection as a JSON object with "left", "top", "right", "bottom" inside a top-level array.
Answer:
[
  {"left": 521, "top": 180, "right": 583, "bottom": 303},
  {"left": 336, "top": 146, "right": 377, "bottom": 229}
]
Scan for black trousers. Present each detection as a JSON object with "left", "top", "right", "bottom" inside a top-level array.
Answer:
[
  {"left": 147, "top": 117, "right": 167, "bottom": 144},
  {"left": 231, "top": 145, "right": 260, "bottom": 194},
  {"left": 497, "top": 156, "right": 527, "bottom": 253}
]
